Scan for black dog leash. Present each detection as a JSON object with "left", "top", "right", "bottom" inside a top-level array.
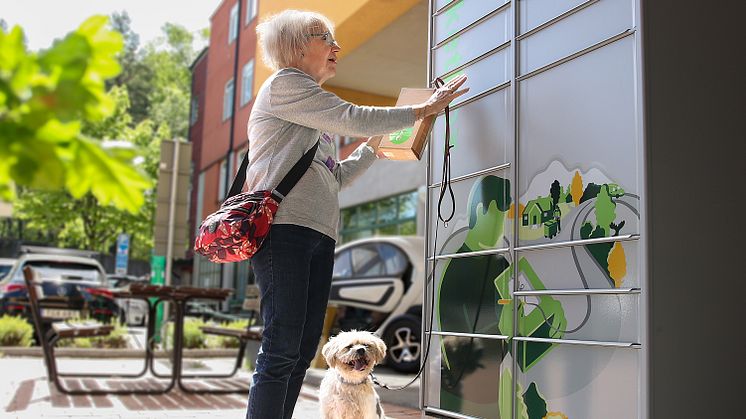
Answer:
[{"left": 371, "top": 78, "right": 455, "bottom": 391}]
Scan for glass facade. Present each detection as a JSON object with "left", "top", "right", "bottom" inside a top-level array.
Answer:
[{"left": 339, "top": 190, "right": 418, "bottom": 244}]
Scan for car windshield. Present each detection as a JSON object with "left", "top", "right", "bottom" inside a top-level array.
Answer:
[
  {"left": 14, "top": 261, "right": 104, "bottom": 283},
  {"left": 0, "top": 264, "right": 13, "bottom": 280}
]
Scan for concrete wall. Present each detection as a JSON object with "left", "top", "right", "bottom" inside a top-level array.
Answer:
[{"left": 642, "top": 1, "right": 743, "bottom": 417}]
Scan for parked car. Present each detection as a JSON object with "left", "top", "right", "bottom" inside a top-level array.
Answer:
[
  {"left": 329, "top": 236, "right": 425, "bottom": 373},
  {"left": 105, "top": 274, "right": 149, "bottom": 326},
  {"left": 0, "top": 253, "right": 119, "bottom": 329},
  {"left": 0, "top": 258, "right": 16, "bottom": 281}
]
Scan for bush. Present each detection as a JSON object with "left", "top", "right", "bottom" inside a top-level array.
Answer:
[
  {"left": 89, "top": 323, "right": 128, "bottom": 348},
  {"left": 167, "top": 318, "right": 207, "bottom": 349},
  {"left": 0, "top": 315, "right": 34, "bottom": 347}
]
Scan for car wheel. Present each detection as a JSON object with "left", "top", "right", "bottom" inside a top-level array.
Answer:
[{"left": 383, "top": 314, "right": 421, "bottom": 373}]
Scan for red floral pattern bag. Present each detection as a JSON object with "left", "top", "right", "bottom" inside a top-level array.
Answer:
[
  {"left": 194, "top": 190, "right": 280, "bottom": 263},
  {"left": 194, "top": 141, "right": 319, "bottom": 263}
]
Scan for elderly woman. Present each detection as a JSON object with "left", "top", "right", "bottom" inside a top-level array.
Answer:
[{"left": 246, "top": 9, "right": 466, "bottom": 418}]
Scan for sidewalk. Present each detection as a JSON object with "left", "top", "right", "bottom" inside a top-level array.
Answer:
[{"left": 0, "top": 355, "right": 421, "bottom": 418}]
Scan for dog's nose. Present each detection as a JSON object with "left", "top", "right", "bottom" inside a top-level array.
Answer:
[{"left": 356, "top": 347, "right": 366, "bottom": 355}]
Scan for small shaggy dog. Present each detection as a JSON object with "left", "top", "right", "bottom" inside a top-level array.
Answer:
[{"left": 320, "top": 330, "right": 387, "bottom": 419}]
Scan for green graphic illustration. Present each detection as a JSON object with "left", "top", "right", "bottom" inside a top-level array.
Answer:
[
  {"left": 443, "top": 37, "right": 463, "bottom": 70},
  {"left": 518, "top": 165, "right": 631, "bottom": 287},
  {"left": 579, "top": 183, "right": 629, "bottom": 285},
  {"left": 437, "top": 175, "right": 511, "bottom": 416},
  {"left": 494, "top": 257, "right": 567, "bottom": 371},
  {"left": 389, "top": 127, "right": 412, "bottom": 144},
  {"left": 523, "top": 382, "right": 548, "bottom": 419},
  {"left": 436, "top": 176, "right": 568, "bottom": 417},
  {"left": 443, "top": 0, "right": 465, "bottom": 37}
]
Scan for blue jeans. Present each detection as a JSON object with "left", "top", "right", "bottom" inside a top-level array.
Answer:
[{"left": 246, "top": 224, "right": 336, "bottom": 419}]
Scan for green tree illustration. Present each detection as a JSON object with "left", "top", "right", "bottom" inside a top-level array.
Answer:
[
  {"left": 550, "top": 180, "right": 560, "bottom": 210},
  {"left": 594, "top": 185, "right": 616, "bottom": 236}
]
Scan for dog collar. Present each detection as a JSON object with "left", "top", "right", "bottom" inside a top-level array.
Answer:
[{"left": 337, "top": 374, "right": 369, "bottom": 386}]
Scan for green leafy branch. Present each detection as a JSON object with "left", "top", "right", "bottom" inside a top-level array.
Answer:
[{"left": 0, "top": 16, "right": 151, "bottom": 213}]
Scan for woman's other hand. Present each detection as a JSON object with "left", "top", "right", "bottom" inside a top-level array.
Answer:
[
  {"left": 414, "top": 74, "right": 469, "bottom": 119},
  {"left": 366, "top": 135, "right": 386, "bottom": 157}
]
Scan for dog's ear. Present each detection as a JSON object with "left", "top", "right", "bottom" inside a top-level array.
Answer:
[
  {"left": 322, "top": 336, "right": 338, "bottom": 369},
  {"left": 371, "top": 335, "right": 387, "bottom": 364}
]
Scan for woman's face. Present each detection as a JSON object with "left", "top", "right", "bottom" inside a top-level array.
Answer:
[{"left": 298, "top": 26, "right": 341, "bottom": 85}]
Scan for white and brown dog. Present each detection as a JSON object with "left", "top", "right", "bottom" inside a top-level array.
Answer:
[{"left": 320, "top": 330, "right": 387, "bottom": 419}]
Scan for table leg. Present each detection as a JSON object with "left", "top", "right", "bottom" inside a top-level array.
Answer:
[{"left": 174, "top": 300, "right": 186, "bottom": 391}]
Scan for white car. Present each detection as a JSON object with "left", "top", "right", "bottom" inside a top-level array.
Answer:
[
  {"left": 329, "top": 236, "right": 425, "bottom": 373},
  {"left": 0, "top": 258, "right": 16, "bottom": 281},
  {"left": 106, "top": 275, "right": 149, "bottom": 327}
]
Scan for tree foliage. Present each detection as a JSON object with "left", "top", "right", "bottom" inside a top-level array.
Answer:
[
  {"left": 0, "top": 16, "right": 151, "bottom": 213},
  {"left": 8, "top": 16, "right": 202, "bottom": 260},
  {"left": 15, "top": 85, "right": 167, "bottom": 259},
  {"left": 108, "top": 11, "right": 153, "bottom": 124}
]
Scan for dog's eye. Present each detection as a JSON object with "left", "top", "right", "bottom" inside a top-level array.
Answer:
[{"left": 346, "top": 344, "right": 353, "bottom": 349}]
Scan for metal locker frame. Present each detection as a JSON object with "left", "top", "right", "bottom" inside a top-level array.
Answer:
[{"left": 421, "top": 0, "right": 648, "bottom": 418}]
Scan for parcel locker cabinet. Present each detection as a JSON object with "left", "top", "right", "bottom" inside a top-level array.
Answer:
[{"left": 423, "top": 1, "right": 743, "bottom": 418}]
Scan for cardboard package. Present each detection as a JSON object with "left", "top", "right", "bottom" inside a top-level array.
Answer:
[{"left": 379, "top": 88, "right": 435, "bottom": 161}]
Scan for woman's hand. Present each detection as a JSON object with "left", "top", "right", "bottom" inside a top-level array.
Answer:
[
  {"left": 366, "top": 135, "right": 386, "bottom": 157},
  {"left": 367, "top": 135, "right": 393, "bottom": 159},
  {"left": 414, "top": 74, "right": 469, "bottom": 119}
]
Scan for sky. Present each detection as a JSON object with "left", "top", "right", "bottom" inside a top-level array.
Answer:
[{"left": 1, "top": 0, "right": 223, "bottom": 51}]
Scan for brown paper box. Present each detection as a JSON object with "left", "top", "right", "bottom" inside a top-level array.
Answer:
[{"left": 379, "top": 87, "right": 435, "bottom": 161}]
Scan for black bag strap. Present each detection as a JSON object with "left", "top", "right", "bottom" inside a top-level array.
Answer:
[{"left": 226, "top": 140, "right": 320, "bottom": 200}]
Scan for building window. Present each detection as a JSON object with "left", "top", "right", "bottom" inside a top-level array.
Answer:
[
  {"left": 245, "top": 0, "right": 258, "bottom": 24},
  {"left": 189, "top": 95, "right": 199, "bottom": 126},
  {"left": 236, "top": 148, "right": 249, "bottom": 175},
  {"left": 223, "top": 79, "right": 234, "bottom": 121},
  {"left": 218, "top": 160, "right": 228, "bottom": 201},
  {"left": 229, "top": 2, "right": 239, "bottom": 43},
  {"left": 339, "top": 190, "right": 418, "bottom": 243},
  {"left": 240, "top": 59, "right": 254, "bottom": 106},
  {"left": 195, "top": 254, "right": 222, "bottom": 288}
]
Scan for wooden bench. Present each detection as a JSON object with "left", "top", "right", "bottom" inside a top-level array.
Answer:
[
  {"left": 199, "top": 284, "right": 263, "bottom": 340},
  {"left": 22, "top": 266, "right": 171, "bottom": 395},
  {"left": 23, "top": 267, "right": 115, "bottom": 343},
  {"left": 51, "top": 321, "right": 114, "bottom": 339}
]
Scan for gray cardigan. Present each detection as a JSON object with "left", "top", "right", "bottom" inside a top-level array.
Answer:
[{"left": 246, "top": 68, "right": 416, "bottom": 241}]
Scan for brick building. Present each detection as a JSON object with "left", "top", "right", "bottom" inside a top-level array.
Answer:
[{"left": 188, "top": 0, "right": 429, "bottom": 305}]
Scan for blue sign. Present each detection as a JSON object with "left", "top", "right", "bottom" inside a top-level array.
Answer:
[{"left": 115, "top": 233, "right": 130, "bottom": 275}]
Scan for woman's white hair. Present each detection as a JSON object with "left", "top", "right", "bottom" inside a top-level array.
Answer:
[{"left": 256, "top": 10, "right": 335, "bottom": 71}]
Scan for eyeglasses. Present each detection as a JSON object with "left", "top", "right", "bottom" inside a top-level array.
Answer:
[{"left": 307, "top": 31, "right": 339, "bottom": 47}]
